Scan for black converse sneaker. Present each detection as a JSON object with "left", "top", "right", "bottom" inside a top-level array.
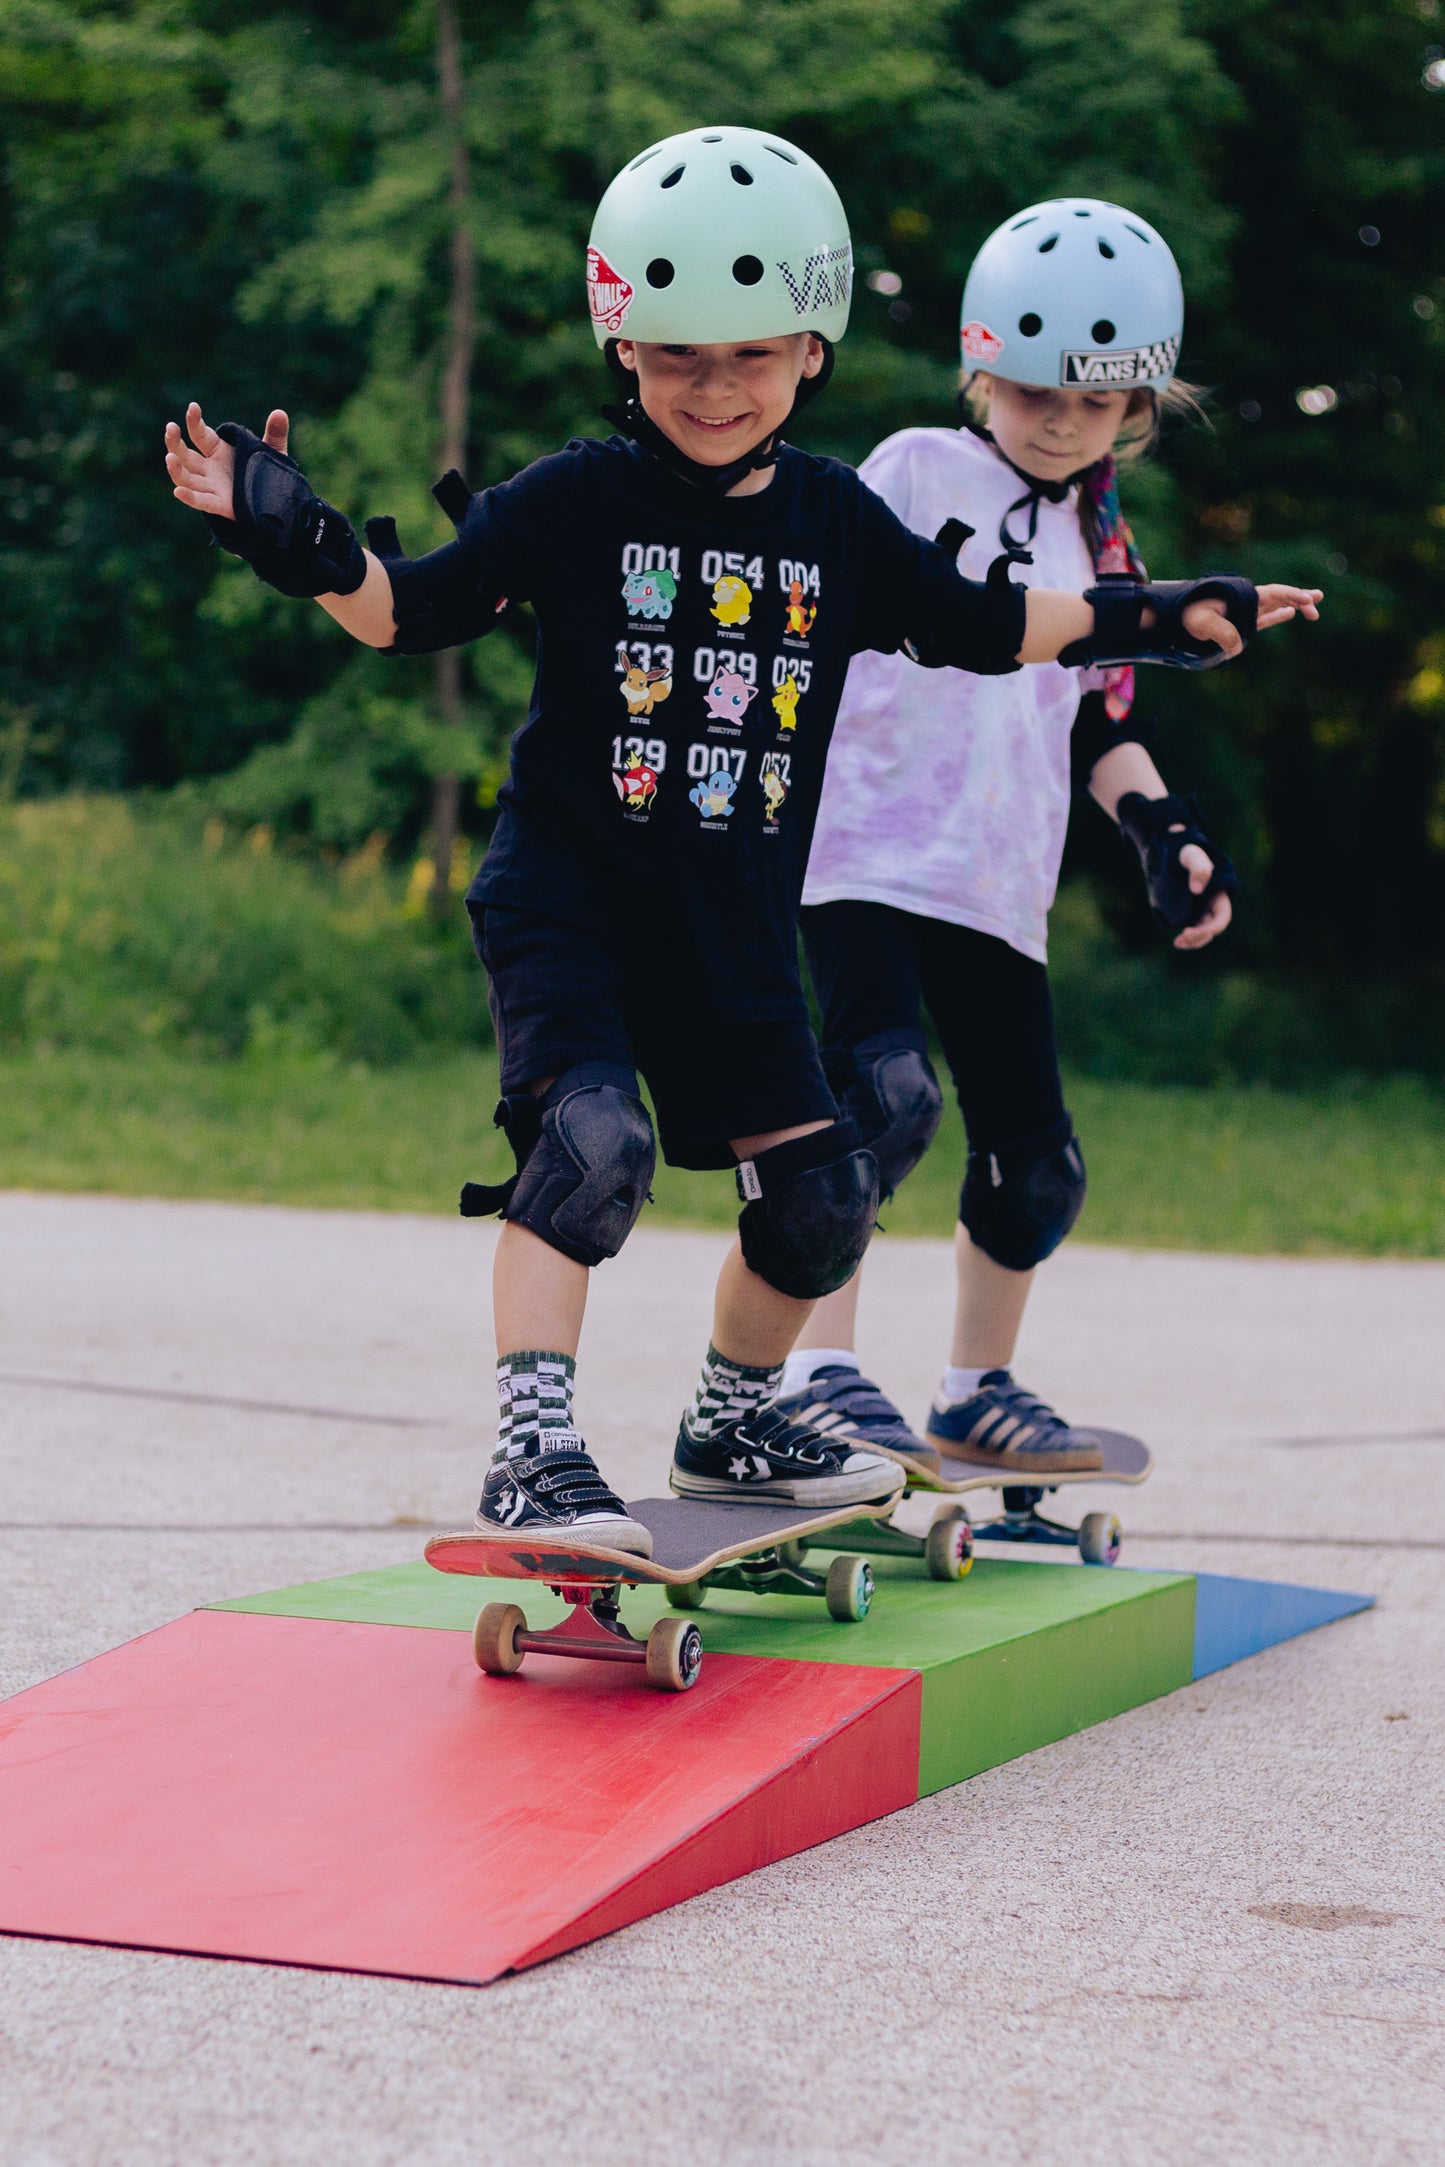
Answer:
[
  {"left": 775, "top": 1363, "right": 941, "bottom": 1476},
  {"left": 670, "top": 1401, "right": 903, "bottom": 1507},
  {"left": 474, "top": 1433, "right": 653, "bottom": 1557}
]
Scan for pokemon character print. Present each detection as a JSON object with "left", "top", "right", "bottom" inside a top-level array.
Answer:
[
  {"left": 705, "top": 666, "right": 758, "bottom": 725},
  {"left": 761, "top": 761, "right": 789, "bottom": 827},
  {"left": 784, "top": 580, "right": 817, "bottom": 639},
  {"left": 772, "top": 673, "right": 801, "bottom": 731},
  {"left": 690, "top": 768, "right": 738, "bottom": 821},
  {"left": 616, "top": 644, "right": 674, "bottom": 717},
  {"left": 710, "top": 575, "right": 752, "bottom": 627},
  {"left": 613, "top": 751, "right": 660, "bottom": 813},
  {"left": 622, "top": 567, "right": 678, "bottom": 620}
]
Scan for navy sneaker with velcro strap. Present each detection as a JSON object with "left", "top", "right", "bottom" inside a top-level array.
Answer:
[
  {"left": 775, "top": 1362, "right": 940, "bottom": 1475},
  {"left": 926, "top": 1369, "right": 1102, "bottom": 1475}
]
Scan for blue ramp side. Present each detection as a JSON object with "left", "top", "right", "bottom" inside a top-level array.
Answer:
[{"left": 1191, "top": 1573, "right": 1373, "bottom": 1679}]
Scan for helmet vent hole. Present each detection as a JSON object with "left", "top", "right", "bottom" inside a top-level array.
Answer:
[
  {"left": 1091, "top": 318, "right": 1116, "bottom": 343},
  {"left": 732, "top": 254, "right": 764, "bottom": 286},
  {"left": 1038, "top": 234, "right": 1058, "bottom": 253},
  {"left": 765, "top": 143, "right": 798, "bottom": 164},
  {"left": 1097, "top": 239, "right": 1115, "bottom": 259},
  {"left": 660, "top": 165, "right": 684, "bottom": 189},
  {"left": 647, "top": 258, "right": 676, "bottom": 289},
  {"left": 1124, "top": 224, "right": 1151, "bottom": 244},
  {"left": 702, "top": 133, "right": 723, "bottom": 143},
  {"left": 628, "top": 147, "right": 663, "bottom": 171},
  {"left": 1018, "top": 312, "right": 1042, "bottom": 337},
  {"left": 1074, "top": 208, "right": 1091, "bottom": 217},
  {"left": 731, "top": 163, "right": 754, "bottom": 185},
  {"left": 1010, "top": 213, "right": 1039, "bottom": 229}
]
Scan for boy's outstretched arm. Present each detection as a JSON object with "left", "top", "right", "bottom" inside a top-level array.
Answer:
[
  {"left": 1017, "top": 580, "right": 1322, "bottom": 666},
  {"left": 164, "top": 402, "right": 397, "bottom": 647}
]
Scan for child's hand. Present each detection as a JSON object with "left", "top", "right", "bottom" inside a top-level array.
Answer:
[
  {"left": 1173, "top": 846, "right": 1232, "bottom": 950},
  {"left": 1180, "top": 582, "right": 1322, "bottom": 660},
  {"left": 164, "top": 401, "right": 290, "bottom": 518},
  {"left": 1255, "top": 583, "right": 1324, "bottom": 628}
]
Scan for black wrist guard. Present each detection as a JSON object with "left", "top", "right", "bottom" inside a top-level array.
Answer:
[
  {"left": 1116, "top": 790, "right": 1240, "bottom": 935},
  {"left": 205, "top": 424, "right": 367, "bottom": 599},
  {"left": 1060, "top": 573, "right": 1257, "bottom": 671}
]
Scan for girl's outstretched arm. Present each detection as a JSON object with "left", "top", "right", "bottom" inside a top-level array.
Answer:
[{"left": 164, "top": 402, "right": 398, "bottom": 648}]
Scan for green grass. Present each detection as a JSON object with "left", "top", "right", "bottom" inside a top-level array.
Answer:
[{"left": 2, "top": 1047, "right": 1441, "bottom": 1256}]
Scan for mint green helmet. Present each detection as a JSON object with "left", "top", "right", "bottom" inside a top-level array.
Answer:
[{"left": 587, "top": 126, "right": 853, "bottom": 348}]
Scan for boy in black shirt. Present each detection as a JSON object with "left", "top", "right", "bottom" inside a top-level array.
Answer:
[{"left": 166, "top": 126, "right": 1296, "bottom": 1558}]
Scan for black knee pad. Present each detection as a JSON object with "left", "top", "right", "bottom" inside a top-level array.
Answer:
[
  {"left": 827, "top": 1030, "right": 944, "bottom": 1201},
  {"left": 959, "top": 1115, "right": 1086, "bottom": 1271},
  {"left": 460, "top": 1062, "right": 655, "bottom": 1268},
  {"left": 735, "top": 1118, "right": 880, "bottom": 1300}
]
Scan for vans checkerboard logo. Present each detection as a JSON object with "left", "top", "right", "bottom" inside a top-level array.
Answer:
[
  {"left": 587, "top": 246, "right": 635, "bottom": 335},
  {"left": 777, "top": 243, "right": 852, "bottom": 317},
  {"left": 1061, "top": 336, "right": 1179, "bottom": 387}
]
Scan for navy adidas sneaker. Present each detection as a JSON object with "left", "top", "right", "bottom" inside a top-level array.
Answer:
[
  {"left": 926, "top": 1370, "right": 1102, "bottom": 1475},
  {"left": 670, "top": 1400, "right": 903, "bottom": 1508},
  {"left": 775, "top": 1363, "right": 940, "bottom": 1476},
  {"left": 474, "top": 1432, "right": 653, "bottom": 1557}
]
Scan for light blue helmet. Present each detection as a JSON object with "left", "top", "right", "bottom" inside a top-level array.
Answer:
[{"left": 960, "top": 198, "right": 1183, "bottom": 392}]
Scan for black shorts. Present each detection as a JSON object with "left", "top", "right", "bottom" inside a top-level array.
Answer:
[
  {"left": 473, "top": 906, "right": 837, "bottom": 1171},
  {"left": 801, "top": 901, "right": 1065, "bottom": 1151}
]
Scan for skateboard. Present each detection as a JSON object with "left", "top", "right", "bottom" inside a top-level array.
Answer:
[
  {"left": 824, "top": 1430, "right": 1153, "bottom": 1571},
  {"left": 424, "top": 1491, "right": 922, "bottom": 1694}
]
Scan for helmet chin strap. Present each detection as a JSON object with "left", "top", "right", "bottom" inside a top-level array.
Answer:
[
  {"left": 956, "top": 398, "right": 1096, "bottom": 560},
  {"left": 603, "top": 339, "right": 835, "bottom": 494}
]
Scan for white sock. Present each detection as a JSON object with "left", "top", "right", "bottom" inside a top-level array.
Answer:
[
  {"left": 779, "top": 1347, "right": 859, "bottom": 1397},
  {"left": 941, "top": 1365, "right": 994, "bottom": 1404}
]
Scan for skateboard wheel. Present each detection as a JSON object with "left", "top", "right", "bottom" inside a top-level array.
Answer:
[
  {"left": 473, "top": 1601, "right": 526, "bottom": 1675},
  {"left": 1078, "top": 1511, "right": 1122, "bottom": 1566},
  {"left": 645, "top": 1616, "right": 703, "bottom": 1692},
  {"left": 665, "top": 1579, "right": 706, "bottom": 1611},
  {"left": 825, "top": 1554, "right": 873, "bottom": 1623},
  {"left": 925, "top": 1505, "right": 974, "bottom": 1582}
]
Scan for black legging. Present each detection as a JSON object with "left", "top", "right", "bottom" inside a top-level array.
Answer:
[{"left": 801, "top": 901, "right": 1065, "bottom": 1151}]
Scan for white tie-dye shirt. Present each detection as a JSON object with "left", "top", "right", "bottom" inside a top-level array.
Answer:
[{"left": 803, "top": 426, "right": 1099, "bottom": 963}]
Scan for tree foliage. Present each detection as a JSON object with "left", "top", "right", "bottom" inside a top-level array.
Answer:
[{"left": 1, "top": 0, "right": 1443, "bottom": 1002}]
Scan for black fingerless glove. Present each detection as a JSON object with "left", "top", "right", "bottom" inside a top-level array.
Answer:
[
  {"left": 1060, "top": 573, "right": 1257, "bottom": 671},
  {"left": 206, "top": 424, "right": 367, "bottom": 599},
  {"left": 1116, "top": 791, "right": 1240, "bottom": 935}
]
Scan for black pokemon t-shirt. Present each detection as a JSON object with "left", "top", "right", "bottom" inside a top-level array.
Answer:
[{"left": 388, "top": 435, "right": 1021, "bottom": 1020}]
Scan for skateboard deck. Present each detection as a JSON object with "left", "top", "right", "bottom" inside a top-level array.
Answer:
[
  {"left": 900, "top": 1428, "right": 1152, "bottom": 1495},
  {"left": 826, "top": 1430, "right": 1153, "bottom": 1571},
  {"left": 426, "top": 1494, "right": 908, "bottom": 1691},
  {"left": 425, "top": 1493, "right": 901, "bottom": 1588}
]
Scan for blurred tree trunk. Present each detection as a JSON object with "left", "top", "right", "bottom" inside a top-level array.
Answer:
[{"left": 429, "top": 0, "right": 476, "bottom": 913}]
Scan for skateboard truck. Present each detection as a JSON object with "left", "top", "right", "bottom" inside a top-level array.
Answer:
[
  {"left": 665, "top": 1543, "right": 874, "bottom": 1620},
  {"left": 474, "top": 1581, "right": 704, "bottom": 1693},
  {"left": 973, "top": 1486, "right": 1121, "bottom": 1565}
]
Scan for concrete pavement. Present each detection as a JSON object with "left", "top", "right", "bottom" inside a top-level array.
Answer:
[{"left": 1, "top": 1192, "right": 1442, "bottom": 2165}]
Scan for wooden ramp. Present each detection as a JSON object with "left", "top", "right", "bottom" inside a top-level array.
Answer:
[{"left": 0, "top": 1557, "right": 1371, "bottom": 1985}]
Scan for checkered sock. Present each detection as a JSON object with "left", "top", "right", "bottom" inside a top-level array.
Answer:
[
  {"left": 495, "top": 1350, "right": 576, "bottom": 1460},
  {"left": 683, "top": 1342, "right": 785, "bottom": 1442}
]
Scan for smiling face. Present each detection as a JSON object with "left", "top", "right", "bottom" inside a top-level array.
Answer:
[
  {"left": 615, "top": 334, "right": 824, "bottom": 490},
  {"left": 976, "top": 373, "right": 1139, "bottom": 480}
]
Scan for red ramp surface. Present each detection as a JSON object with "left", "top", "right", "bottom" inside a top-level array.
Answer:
[{"left": 0, "top": 1609, "right": 918, "bottom": 1985}]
